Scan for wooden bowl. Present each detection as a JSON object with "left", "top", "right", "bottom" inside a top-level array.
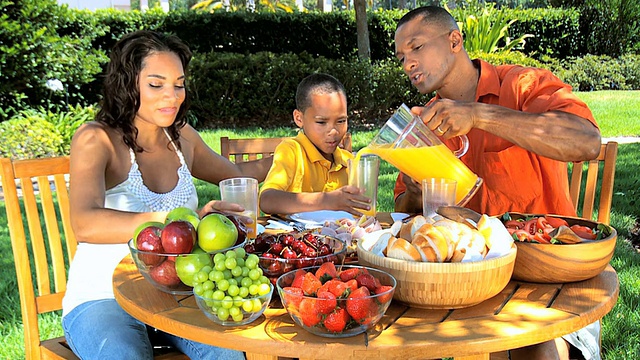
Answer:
[
  {"left": 508, "top": 213, "right": 617, "bottom": 283},
  {"left": 357, "top": 242, "right": 517, "bottom": 309}
]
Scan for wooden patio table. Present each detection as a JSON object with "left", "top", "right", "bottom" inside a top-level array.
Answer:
[{"left": 113, "top": 213, "right": 619, "bottom": 360}]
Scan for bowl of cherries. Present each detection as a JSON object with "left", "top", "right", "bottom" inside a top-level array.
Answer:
[{"left": 244, "top": 232, "right": 347, "bottom": 286}]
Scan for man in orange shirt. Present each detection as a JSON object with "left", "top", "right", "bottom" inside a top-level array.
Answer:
[
  {"left": 393, "top": 6, "right": 602, "bottom": 360},
  {"left": 393, "top": 6, "right": 601, "bottom": 219}
]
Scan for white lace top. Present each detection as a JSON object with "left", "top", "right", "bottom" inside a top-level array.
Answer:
[{"left": 62, "top": 129, "right": 198, "bottom": 316}]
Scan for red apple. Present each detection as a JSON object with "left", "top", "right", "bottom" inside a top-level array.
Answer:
[
  {"left": 161, "top": 220, "right": 196, "bottom": 255},
  {"left": 149, "top": 259, "right": 182, "bottom": 287},
  {"left": 136, "top": 225, "right": 164, "bottom": 266}
]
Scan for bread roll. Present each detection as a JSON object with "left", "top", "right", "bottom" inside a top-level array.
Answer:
[
  {"left": 433, "top": 225, "right": 458, "bottom": 262},
  {"left": 411, "top": 224, "right": 449, "bottom": 262},
  {"left": 389, "top": 220, "right": 403, "bottom": 237},
  {"left": 455, "top": 228, "right": 487, "bottom": 257},
  {"left": 398, "top": 215, "right": 428, "bottom": 241},
  {"left": 386, "top": 237, "right": 422, "bottom": 262}
]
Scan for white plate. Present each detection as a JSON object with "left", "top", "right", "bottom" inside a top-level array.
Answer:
[
  {"left": 391, "top": 212, "right": 410, "bottom": 222},
  {"left": 288, "top": 210, "right": 353, "bottom": 227},
  {"left": 257, "top": 223, "right": 265, "bottom": 235}
]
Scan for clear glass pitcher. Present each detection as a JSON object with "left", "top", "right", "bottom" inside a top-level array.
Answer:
[{"left": 364, "top": 103, "right": 482, "bottom": 206}]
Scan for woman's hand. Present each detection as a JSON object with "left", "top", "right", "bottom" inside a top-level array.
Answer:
[{"left": 199, "top": 200, "right": 255, "bottom": 226}]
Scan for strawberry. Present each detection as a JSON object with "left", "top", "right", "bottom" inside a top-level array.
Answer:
[
  {"left": 301, "top": 272, "right": 322, "bottom": 296},
  {"left": 345, "top": 279, "right": 358, "bottom": 292},
  {"left": 315, "top": 262, "right": 338, "bottom": 283},
  {"left": 346, "top": 286, "right": 373, "bottom": 323},
  {"left": 323, "top": 308, "right": 349, "bottom": 333},
  {"left": 339, "top": 267, "right": 366, "bottom": 282},
  {"left": 316, "top": 291, "right": 337, "bottom": 314},
  {"left": 356, "top": 273, "right": 381, "bottom": 292},
  {"left": 324, "top": 279, "right": 350, "bottom": 298},
  {"left": 374, "top": 285, "right": 394, "bottom": 304},
  {"left": 291, "top": 269, "right": 308, "bottom": 289},
  {"left": 282, "top": 286, "right": 305, "bottom": 308},
  {"left": 299, "top": 298, "right": 321, "bottom": 327}
]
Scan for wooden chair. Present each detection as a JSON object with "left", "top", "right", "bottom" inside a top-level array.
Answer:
[
  {"left": 1, "top": 156, "right": 78, "bottom": 359},
  {"left": 221, "top": 132, "right": 353, "bottom": 163},
  {"left": 1, "top": 157, "right": 188, "bottom": 360},
  {"left": 568, "top": 141, "right": 618, "bottom": 225}
]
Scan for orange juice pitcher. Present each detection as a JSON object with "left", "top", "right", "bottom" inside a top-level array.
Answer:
[{"left": 363, "top": 103, "right": 482, "bottom": 206}]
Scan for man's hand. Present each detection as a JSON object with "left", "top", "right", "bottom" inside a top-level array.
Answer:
[{"left": 412, "top": 99, "right": 476, "bottom": 139}]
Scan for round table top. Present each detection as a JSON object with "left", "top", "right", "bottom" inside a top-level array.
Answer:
[{"left": 113, "top": 245, "right": 619, "bottom": 360}]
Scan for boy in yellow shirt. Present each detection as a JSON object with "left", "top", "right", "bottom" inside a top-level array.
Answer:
[{"left": 259, "top": 73, "right": 371, "bottom": 216}]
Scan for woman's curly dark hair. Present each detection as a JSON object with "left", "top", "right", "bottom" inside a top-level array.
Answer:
[{"left": 96, "top": 30, "right": 192, "bottom": 152}]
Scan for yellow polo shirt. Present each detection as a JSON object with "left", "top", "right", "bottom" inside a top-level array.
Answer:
[{"left": 260, "top": 132, "right": 353, "bottom": 195}]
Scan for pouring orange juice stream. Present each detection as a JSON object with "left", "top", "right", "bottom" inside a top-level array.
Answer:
[{"left": 353, "top": 144, "right": 478, "bottom": 205}]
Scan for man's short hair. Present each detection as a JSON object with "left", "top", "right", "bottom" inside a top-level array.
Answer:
[
  {"left": 397, "top": 5, "right": 459, "bottom": 32},
  {"left": 295, "top": 73, "right": 346, "bottom": 112}
]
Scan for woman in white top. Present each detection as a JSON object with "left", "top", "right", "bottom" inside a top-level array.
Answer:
[{"left": 63, "top": 30, "right": 270, "bottom": 359}]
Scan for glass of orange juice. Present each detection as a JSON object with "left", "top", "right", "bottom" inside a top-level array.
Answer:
[{"left": 219, "top": 177, "right": 259, "bottom": 239}]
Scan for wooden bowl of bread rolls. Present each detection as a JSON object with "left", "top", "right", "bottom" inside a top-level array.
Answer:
[
  {"left": 505, "top": 213, "right": 617, "bottom": 283},
  {"left": 357, "top": 215, "right": 517, "bottom": 309}
]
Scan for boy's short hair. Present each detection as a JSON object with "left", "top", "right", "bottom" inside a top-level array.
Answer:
[{"left": 295, "top": 73, "right": 346, "bottom": 112}]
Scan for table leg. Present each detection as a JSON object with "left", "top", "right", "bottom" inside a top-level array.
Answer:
[
  {"left": 453, "top": 354, "right": 490, "bottom": 360},
  {"left": 245, "top": 353, "right": 278, "bottom": 360}
]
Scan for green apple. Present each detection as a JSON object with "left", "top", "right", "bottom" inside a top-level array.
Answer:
[
  {"left": 132, "top": 221, "right": 164, "bottom": 247},
  {"left": 166, "top": 206, "right": 200, "bottom": 229},
  {"left": 175, "top": 246, "right": 213, "bottom": 287},
  {"left": 197, "top": 213, "right": 238, "bottom": 252}
]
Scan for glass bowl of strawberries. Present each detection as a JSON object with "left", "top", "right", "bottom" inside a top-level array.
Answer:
[
  {"left": 276, "top": 263, "right": 396, "bottom": 338},
  {"left": 244, "top": 232, "right": 347, "bottom": 286}
]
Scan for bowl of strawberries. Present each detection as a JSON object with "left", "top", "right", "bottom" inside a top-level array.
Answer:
[{"left": 276, "top": 263, "right": 396, "bottom": 338}]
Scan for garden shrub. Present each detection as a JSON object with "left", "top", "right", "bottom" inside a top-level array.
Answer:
[
  {"left": 0, "top": 0, "right": 107, "bottom": 121},
  {"left": 0, "top": 117, "right": 64, "bottom": 160},
  {"left": 556, "top": 54, "right": 640, "bottom": 91},
  {"left": 188, "top": 51, "right": 430, "bottom": 130}
]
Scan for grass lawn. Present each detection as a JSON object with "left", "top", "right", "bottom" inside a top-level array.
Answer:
[{"left": 1, "top": 90, "right": 639, "bottom": 359}]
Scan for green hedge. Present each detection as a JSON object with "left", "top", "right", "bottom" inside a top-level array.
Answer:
[{"left": 188, "top": 51, "right": 430, "bottom": 130}]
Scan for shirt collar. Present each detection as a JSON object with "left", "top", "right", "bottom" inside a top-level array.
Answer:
[
  {"left": 294, "top": 132, "right": 351, "bottom": 169},
  {"left": 474, "top": 58, "right": 501, "bottom": 100}
]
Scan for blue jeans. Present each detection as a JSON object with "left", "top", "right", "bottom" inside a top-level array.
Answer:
[{"left": 62, "top": 299, "right": 245, "bottom": 360}]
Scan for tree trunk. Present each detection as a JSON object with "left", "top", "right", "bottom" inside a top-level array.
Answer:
[{"left": 354, "top": 0, "right": 370, "bottom": 60}]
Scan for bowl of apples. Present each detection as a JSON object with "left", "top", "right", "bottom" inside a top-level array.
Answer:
[
  {"left": 244, "top": 232, "right": 347, "bottom": 286},
  {"left": 129, "top": 208, "right": 248, "bottom": 295}
]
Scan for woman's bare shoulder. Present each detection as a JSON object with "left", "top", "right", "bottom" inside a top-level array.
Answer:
[{"left": 71, "top": 121, "right": 123, "bottom": 157}]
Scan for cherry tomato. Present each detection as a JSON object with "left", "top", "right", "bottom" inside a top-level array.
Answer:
[
  {"left": 570, "top": 224, "right": 597, "bottom": 240},
  {"left": 545, "top": 216, "right": 569, "bottom": 228}
]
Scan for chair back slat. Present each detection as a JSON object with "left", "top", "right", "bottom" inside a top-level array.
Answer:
[
  {"left": 53, "top": 173, "right": 77, "bottom": 260},
  {"left": 221, "top": 133, "right": 353, "bottom": 164},
  {"left": 36, "top": 175, "right": 69, "bottom": 294},
  {"left": 568, "top": 142, "right": 618, "bottom": 225},
  {"left": 20, "top": 177, "right": 54, "bottom": 297},
  {"left": 597, "top": 142, "right": 618, "bottom": 224},
  {"left": 581, "top": 160, "right": 599, "bottom": 222}
]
